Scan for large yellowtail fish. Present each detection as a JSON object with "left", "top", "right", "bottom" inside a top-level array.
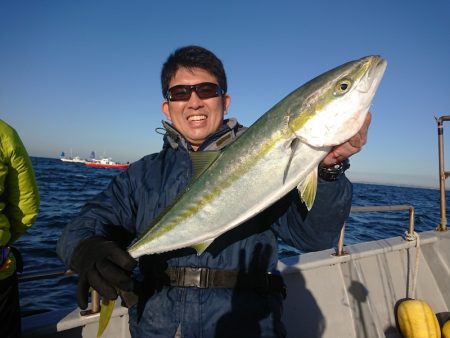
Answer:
[
  {"left": 128, "top": 55, "right": 386, "bottom": 258},
  {"left": 97, "top": 55, "right": 387, "bottom": 336}
]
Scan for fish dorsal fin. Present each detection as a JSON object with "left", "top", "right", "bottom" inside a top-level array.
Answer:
[
  {"left": 191, "top": 239, "right": 215, "bottom": 256},
  {"left": 297, "top": 167, "right": 318, "bottom": 211},
  {"left": 190, "top": 151, "right": 220, "bottom": 179}
]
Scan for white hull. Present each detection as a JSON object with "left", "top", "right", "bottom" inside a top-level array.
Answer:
[
  {"left": 60, "top": 157, "right": 86, "bottom": 164},
  {"left": 22, "top": 228, "right": 450, "bottom": 338}
]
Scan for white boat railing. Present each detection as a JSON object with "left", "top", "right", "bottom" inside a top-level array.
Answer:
[
  {"left": 18, "top": 268, "right": 102, "bottom": 315},
  {"left": 18, "top": 268, "right": 74, "bottom": 282},
  {"left": 335, "top": 204, "right": 415, "bottom": 257}
]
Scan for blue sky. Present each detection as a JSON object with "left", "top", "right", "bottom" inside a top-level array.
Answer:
[{"left": 1, "top": 0, "right": 449, "bottom": 188}]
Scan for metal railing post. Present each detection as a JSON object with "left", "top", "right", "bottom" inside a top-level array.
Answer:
[{"left": 436, "top": 116, "right": 450, "bottom": 231}]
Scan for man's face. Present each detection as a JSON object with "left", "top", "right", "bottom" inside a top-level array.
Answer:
[{"left": 162, "top": 67, "right": 230, "bottom": 150}]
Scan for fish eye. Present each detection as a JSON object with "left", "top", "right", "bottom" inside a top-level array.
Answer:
[{"left": 334, "top": 78, "right": 352, "bottom": 96}]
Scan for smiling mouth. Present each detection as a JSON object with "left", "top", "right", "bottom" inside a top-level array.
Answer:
[{"left": 188, "top": 115, "right": 207, "bottom": 121}]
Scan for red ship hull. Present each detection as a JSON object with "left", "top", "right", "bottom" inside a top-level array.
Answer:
[{"left": 85, "top": 162, "right": 129, "bottom": 169}]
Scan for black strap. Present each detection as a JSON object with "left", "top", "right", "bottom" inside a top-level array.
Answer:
[
  {"left": 119, "top": 267, "right": 286, "bottom": 309},
  {"left": 0, "top": 247, "right": 7, "bottom": 268},
  {"left": 10, "top": 247, "right": 23, "bottom": 273},
  {"left": 164, "top": 267, "right": 286, "bottom": 296}
]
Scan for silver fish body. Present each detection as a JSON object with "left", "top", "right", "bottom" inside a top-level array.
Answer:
[{"left": 128, "top": 55, "right": 387, "bottom": 258}]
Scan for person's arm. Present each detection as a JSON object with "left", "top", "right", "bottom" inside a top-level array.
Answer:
[
  {"left": 274, "top": 175, "right": 352, "bottom": 252},
  {"left": 0, "top": 121, "right": 39, "bottom": 246},
  {"left": 56, "top": 170, "right": 136, "bottom": 267},
  {"left": 56, "top": 170, "right": 138, "bottom": 309}
]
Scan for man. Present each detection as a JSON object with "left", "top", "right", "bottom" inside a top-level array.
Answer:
[
  {"left": 57, "top": 45, "right": 370, "bottom": 337},
  {"left": 0, "top": 119, "right": 40, "bottom": 338}
]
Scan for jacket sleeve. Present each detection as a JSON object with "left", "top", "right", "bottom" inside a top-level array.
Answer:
[
  {"left": 273, "top": 174, "right": 352, "bottom": 252},
  {"left": 56, "top": 168, "right": 137, "bottom": 267},
  {"left": 0, "top": 121, "right": 40, "bottom": 246}
]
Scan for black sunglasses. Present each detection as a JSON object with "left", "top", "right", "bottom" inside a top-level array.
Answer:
[{"left": 165, "top": 82, "right": 225, "bottom": 102}]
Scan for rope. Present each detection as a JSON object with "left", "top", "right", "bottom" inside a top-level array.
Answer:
[{"left": 404, "top": 231, "right": 420, "bottom": 299}]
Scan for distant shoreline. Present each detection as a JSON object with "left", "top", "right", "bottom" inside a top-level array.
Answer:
[
  {"left": 351, "top": 179, "right": 440, "bottom": 191},
  {"left": 347, "top": 171, "right": 440, "bottom": 191}
]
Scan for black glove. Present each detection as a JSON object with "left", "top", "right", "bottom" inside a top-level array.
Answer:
[{"left": 70, "top": 236, "right": 137, "bottom": 309}]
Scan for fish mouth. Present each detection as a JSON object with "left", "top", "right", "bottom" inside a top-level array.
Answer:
[
  {"left": 368, "top": 57, "right": 387, "bottom": 82},
  {"left": 358, "top": 56, "right": 387, "bottom": 94}
]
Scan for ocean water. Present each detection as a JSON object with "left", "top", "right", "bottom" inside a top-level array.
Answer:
[{"left": 16, "top": 157, "right": 443, "bottom": 315}]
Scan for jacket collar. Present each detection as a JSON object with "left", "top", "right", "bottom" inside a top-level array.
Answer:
[{"left": 161, "top": 118, "right": 243, "bottom": 151}]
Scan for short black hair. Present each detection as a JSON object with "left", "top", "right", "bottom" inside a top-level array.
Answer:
[{"left": 161, "top": 45, "right": 227, "bottom": 98}]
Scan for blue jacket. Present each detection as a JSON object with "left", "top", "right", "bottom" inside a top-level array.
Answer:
[{"left": 57, "top": 119, "right": 352, "bottom": 337}]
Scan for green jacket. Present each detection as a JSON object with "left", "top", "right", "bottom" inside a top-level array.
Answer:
[{"left": 0, "top": 119, "right": 39, "bottom": 279}]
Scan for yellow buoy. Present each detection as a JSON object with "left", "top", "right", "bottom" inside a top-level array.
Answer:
[
  {"left": 442, "top": 319, "right": 450, "bottom": 338},
  {"left": 396, "top": 299, "right": 441, "bottom": 338}
]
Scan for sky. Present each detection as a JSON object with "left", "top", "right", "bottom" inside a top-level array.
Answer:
[{"left": 1, "top": 0, "right": 449, "bottom": 189}]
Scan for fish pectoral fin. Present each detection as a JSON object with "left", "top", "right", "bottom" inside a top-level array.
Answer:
[
  {"left": 297, "top": 167, "right": 318, "bottom": 211},
  {"left": 190, "top": 151, "right": 221, "bottom": 179},
  {"left": 191, "top": 239, "right": 215, "bottom": 256},
  {"left": 283, "top": 138, "right": 300, "bottom": 183}
]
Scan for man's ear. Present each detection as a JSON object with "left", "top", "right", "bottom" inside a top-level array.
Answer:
[
  {"left": 161, "top": 101, "right": 172, "bottom": 121},
  {"left": 223, "top": 94, "right": 231, "bottom": 113}
]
